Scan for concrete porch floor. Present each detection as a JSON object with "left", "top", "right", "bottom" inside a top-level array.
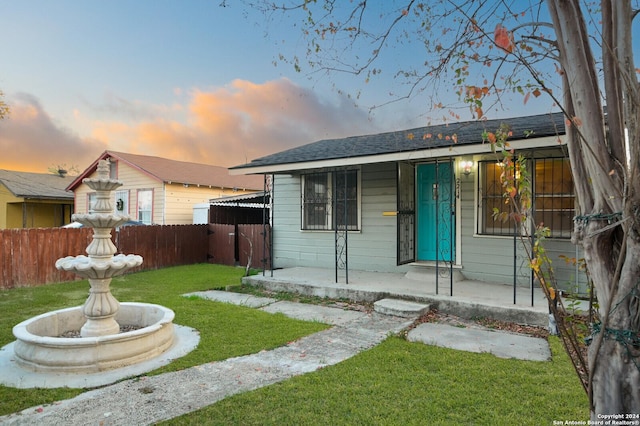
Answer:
[{"left": 242, "top": 267, "right": 551, "bottom": 326}]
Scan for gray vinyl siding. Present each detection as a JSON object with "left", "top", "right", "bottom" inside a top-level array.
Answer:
[
  {"left": 353, "top": 163, "right": 398, "bottom": 270},
  {"left": 462, "top": 235, "right": 588, "bottom": 294},
  {"left": 458, "top": 171, "right": 531, "bottom": 285},
  {"left": 272, "top": 163, "right": 402, "bottom": 273},
  {"left": 542, "top": 239, "right": 589, "bottom": 295}
]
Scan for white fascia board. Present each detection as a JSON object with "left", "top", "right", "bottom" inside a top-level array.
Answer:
[{"left": 229, "top": 135, "right": 565, "bottom": 175}]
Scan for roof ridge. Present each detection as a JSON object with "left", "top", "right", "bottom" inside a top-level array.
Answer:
[
  {"left": 230, "top": 111, "right": 566, "bottom": 171},
  {"left": 68, "top": 151, "right": 264, "bottom": 191},
  {"left": 107, "top": 151, "right": 228, "bottom": 170}
]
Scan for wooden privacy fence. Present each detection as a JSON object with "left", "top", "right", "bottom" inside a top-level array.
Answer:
[
  {"left": 0, "top": 225, "right": 208, "bottom": 289},
  {"left": 1, "top": 227, "right": 91, "bottom": 289},
  {"left": 115, "top": 224, "right": 208, "bottom": 272},
  {"left": 208, "top": 223, "right": 271, "bottom": 270}
]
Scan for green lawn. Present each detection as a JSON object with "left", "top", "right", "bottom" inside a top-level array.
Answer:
[
  {"left": 164, "top": 337, "right": 588, "bottom": 425},
  {"left": 0, "top": 264, "right": 328, "bottom": 416},
  {"left": 1, "top": 264, "right": 589, "bottom": 423}
]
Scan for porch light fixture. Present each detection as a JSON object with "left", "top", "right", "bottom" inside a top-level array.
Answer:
[{"left": 461, "top": 160, "right": 474, "bottom": 176}]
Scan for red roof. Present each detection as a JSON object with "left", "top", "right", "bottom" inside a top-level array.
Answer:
[{"left": 67, "top": 151, "right": 264, "bottom": 191}]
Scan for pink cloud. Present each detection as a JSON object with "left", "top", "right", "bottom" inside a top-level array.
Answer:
[
  {"left": 1, "top": 79, "right": 378, "bottom": 172},
  {"left": 87, "top": 78, "right": 378, "bottom": 167},
  {"left": 0, "top": 93, "right": 105, "bottom": 173}
]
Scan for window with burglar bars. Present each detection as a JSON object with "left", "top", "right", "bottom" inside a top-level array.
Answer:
[
  {"left": 533, "top": 158, "right": 574, "bottom": 238},
  {"left": 301, "top": 170, "right": 359, "bottom": 231},
  {"left": 478, "top": 157, "right": 574, "bottom": 238},
  {"left": 478, "top": 161, "right": 517, "bottom": 236}
]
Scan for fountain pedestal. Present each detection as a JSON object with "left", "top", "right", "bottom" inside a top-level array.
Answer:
[
  {"left": 54, "top": 160, "right": 143, "bottom": 337},
  {"left": 82, "top": 277, "right": 121, "bottom": 336}
]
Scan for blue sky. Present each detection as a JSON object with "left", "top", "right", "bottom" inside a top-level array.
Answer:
[{"left": 0, "top": 1, "right": 567, "bottom": 172}]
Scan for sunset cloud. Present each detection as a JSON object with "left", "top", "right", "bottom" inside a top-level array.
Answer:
[
  {"left": 90, "top": 78, "right": 378, "bottom": 167},
  {"left": 0, "top": 93, "right": 106, "bottom": 173},
  {"left": 1, "top": 79, "right": 378, "bottom": 174}
]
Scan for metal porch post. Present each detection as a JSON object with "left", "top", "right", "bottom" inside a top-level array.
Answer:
[
  {"left": 435, "top": 161, "right": 439, "bottom": 295},
  {"left": 450, "top": 157, "right": 454, "bottom": 297},
  {"left": 263, "top": 173, "right": 273, "bottom": 277},
  {"left": 334, "top": 169, "right": 349, "bottom": 284}
]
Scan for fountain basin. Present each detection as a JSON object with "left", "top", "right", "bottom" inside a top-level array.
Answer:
[{"left": 12, "top": 303, "right": 175, "bottom": 373}]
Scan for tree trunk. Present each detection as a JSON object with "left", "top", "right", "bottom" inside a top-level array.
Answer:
[
  {"left": 547, "top": 0, "right": 640, "bottom": 417},
  {"left": 585, "top": 223, "right": 640, "bottom": 415}
]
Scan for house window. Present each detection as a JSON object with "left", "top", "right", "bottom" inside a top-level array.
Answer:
[
  {"left": 115, "top": 190, "right": 129, "bottom": 215},
  {"left": 87, "top": 193, "right": 97, "bottom": 213},
  {"left": 137, "top": 189, "right": 153, "bottom": 225},
  {"left": 534, "top": 158, "right": 574, "bottom": 238},
  {"left": 303, "top": 172, "right": 330, "bottom": 230},
  {"left": 301, "top": 170, "right": 359, "bottom": 230},
  {"left": 478, "top": 162, "right": 516, "bottom": 236},
  {"left": 478, "top": 158, "right": 574, "bottom": 238},
  {"left": 109, "top": 160, "right": 117, "bottom": 179}
]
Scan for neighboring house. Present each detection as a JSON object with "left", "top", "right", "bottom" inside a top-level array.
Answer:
[
  {"left": 68, "top": 151, "right": 263, "bottom": 225},
  {"left": 230, "top": 112, "right": 588, "bottom": 294},
  {"left": 0, "top": 169, "right": 74, "bottom": 229}
]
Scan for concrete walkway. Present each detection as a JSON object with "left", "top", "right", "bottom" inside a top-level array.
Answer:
[
  {"left": 0, "top": 291, "right": 550, "bottom": 426},
  {"left": 407, "top": 323, "right": 550, "bottom": 361}
]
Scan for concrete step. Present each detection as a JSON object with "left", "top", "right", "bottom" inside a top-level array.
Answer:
[{"left": 374, "top": 298, "right": 431, "bottom": 318}]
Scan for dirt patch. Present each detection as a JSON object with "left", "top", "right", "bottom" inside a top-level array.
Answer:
[
  {"left": 59, "top": 324, "right": 143, "bottom": 338},
  {"left": 326, "top": 300, "right": 373, "bottom": 313},
  {"left": 405, "top": 309, "right": 550, "bottom": 339},
  {"left": 235, "top": 285, "right": 375, "bottom": 313}
]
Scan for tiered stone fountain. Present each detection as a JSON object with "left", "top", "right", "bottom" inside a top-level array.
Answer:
[{"left": 8, "top": 160, "right": 192, "bottom": 379}]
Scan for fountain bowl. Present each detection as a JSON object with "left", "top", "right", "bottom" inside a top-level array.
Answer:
[{"left": 12, "top": 303, "right": 175, "bottom": 373}]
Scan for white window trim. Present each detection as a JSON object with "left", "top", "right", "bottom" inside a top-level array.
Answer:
[
  {"left": 87, "top": 192, "right": 97, "bottom": 213},
  {"left": 114, "top": 189, "right": 129, "bottom": 215},
  {"left": 137, "top": 189, "right": 153, "bottom": 225}
]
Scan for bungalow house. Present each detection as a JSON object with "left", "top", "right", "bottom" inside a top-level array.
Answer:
[
  {"left": 230, "top": 112, "right": 588, "bottom": 295},
  {"left": 68, "top": 151, "right": 263, "bottom": 225},
  {"left": 0, "top": 169, "right": 74, "bottom": 228}
]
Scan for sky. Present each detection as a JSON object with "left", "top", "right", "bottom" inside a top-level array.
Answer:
[{"left": 0, "top": 1, "right": 563, "bottom": 174}]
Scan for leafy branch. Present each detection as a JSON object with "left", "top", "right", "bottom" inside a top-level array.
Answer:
[
  {"left": 0, "top": 90, "right": 9, "bottom": 120},
  {"left": 485, "top": 125, "right": 591, "bottom": 393}
]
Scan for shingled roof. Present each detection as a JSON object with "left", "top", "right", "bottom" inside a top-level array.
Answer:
[
  {"left": 68, "top": 151, "right": 263, "bottom": 191},
  {"left": 0, "top": 169, "right": 74, "bottom": 200},
  {"left": 231, "top": 112, "right": 566, "bottom": 173}
]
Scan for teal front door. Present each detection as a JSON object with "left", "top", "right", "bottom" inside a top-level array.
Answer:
[{"left": 416, "top": 162, "right": 455, "bottom": 261}]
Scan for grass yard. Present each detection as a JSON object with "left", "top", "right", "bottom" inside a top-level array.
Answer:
[
  {"left": 1, "top": 263, "right": 589, "bottom": 424},
  {"left": 164, "top": 337, "right": 588, "bottom": 425},
  {"left": 0, "top": 264, "right": 328, "bottom": 416}
]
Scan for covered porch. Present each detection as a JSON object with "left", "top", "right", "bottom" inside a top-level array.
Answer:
[{"left": 242, "top": 266, "right": 551, "bottom": 326}]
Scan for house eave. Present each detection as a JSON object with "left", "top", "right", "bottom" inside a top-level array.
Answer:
[
  {"left": 230, "top": 134, "right": 566, "bottom": 175},
  {"left": 20, "top": 195, "right": 74, "bottom": 201}
]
